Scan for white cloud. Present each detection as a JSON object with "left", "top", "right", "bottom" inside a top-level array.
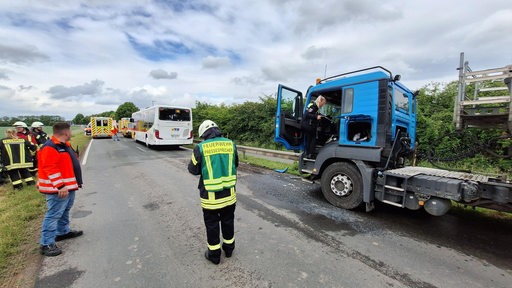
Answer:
[
  {"left": 0, "top": 44, "right": 49, "bottom": 64},
  {"left": 149, "top": 69, "right": 178, "bottom": 80},
  {"left": 0, "top": 0, "right": 511, "bottom": 119},
  {"left": 202, "top": 56, "right": 230, "bottom": 69},
  {"left": 47, "top": 80, "right": 105, "bottom": 99}
]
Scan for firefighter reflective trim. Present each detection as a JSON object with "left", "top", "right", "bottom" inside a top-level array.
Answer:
[
  {"left": 223, "top": 237, "right": 234, "bottom": 244},
  {"left": 191, "top": 153, "right": 198, "bottom": 165},
  {"left": 12, "top": 179, "right": 23, "bottom": 185},
  {"left": 48, "top": 172, "right": 62, "bottom": 180},
  {"left": 51, "top": 178, "right": 64, "bottom": 186},
  {"left": 38, "top": 179, "right": 52, "bottom": 184},
  {"left": 61, "top": 177, "right": 76, "bottom": 182},
  {"left": 203, "top": 175, "right": 237, "bottom": 191},
  {"left": 38, "top": 183, "right": 79, "bottom": 192},
  {"left": 207, "top": 243, "right": 221, "bottom": 250},
  {"left": 200, "top": 187, "right": 236, "bottom": 210},
  {"left": 38, "top": 176, "right": 78, "bottom": 192},
  {"left": 4, "top": 140, "right": 13, "bottom": 160},
  {"left": 6, "top": 162, "right": 33, "bottom": 169},
  {"left": 205, "top": 155, "right": 213, "bottom": 180}
]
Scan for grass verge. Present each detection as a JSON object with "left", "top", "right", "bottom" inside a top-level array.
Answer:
[
  {"left": 239, "top": 154, "right": 300, "bottom": 176},
  {"left": 0, "top": 129, "right": 90, "bottom": 287}
]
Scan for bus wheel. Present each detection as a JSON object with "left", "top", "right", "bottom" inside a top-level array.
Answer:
[{"left": 320, "top": 162, "right": 363, "bottom": 210}]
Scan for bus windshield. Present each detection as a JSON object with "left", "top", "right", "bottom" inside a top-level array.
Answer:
[{"left": 159, "top": 107, "right": 191, "bottom": 121}]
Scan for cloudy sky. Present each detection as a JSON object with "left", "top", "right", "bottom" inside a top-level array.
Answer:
[{"left": 1, "top": 0, "right": 511, "bottom": 120}]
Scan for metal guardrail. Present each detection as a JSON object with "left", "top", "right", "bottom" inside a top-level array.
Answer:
[
  {"left": 192, "top": 139, "right": 299, "bottom": 162},
  {"left": 237, "top": 145, "right": 300, "bottom": 161}
]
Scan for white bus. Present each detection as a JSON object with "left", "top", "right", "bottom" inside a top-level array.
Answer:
[{"left": 132, "top": 105, "right": 193, "bottom": 147}]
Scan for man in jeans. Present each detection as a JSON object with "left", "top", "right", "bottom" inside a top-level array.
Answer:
[{"left": 38, "top": 122, "right": 83, "bottom": 256}]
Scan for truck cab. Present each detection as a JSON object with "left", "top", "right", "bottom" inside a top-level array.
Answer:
[{"left": 275, "top": 66, "right": 417, "bottom": 173}]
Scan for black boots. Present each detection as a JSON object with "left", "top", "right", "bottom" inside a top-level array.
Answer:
[
  {"left": 222, "top": 242, "right": 235, "bottom": 258},
  {"left": 204, "top": 249, "right": 221, "bottom": 265},
  {"left": 205, "top": 242, "right": 235, "bottom": 264}
]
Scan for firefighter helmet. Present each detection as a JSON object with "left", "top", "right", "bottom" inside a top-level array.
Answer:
[
  {"left": 198, "top": 120, "right": 218, "bottom": 138},
  {"left": 12, "top": 121, "right": 28, "bottom": 128},
  {"left": 31, "top": 121, "right": 44, "bottom": 128}
]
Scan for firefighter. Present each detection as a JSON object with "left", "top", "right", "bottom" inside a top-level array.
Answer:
[
  {"left": 0, "top": 128, "right": 36, "bottom": 190},
  {"left": 13, "top": 121, "right": 38, "bottom": 175},
  {"left": 13, "top": 121, "right": 38, "bottom": 146},
  {"left": 188, "top": 120, "right": 238, "bottom": 264},
  {"left": 31, "top": 121, "right": 50, "bottom": 147},
  {"left": 31, "top": 121, "right": 49, "bottom": 174},
  {"left": 300, "top": 95, "right": 326, "bottom": 159}
]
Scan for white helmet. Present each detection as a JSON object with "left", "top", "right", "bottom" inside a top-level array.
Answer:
[
  {"left": 31, "top": 121, "right": 44, "bottom": 128},
  {"left": 198, "top": 120, "right": 218, "bottom": 138},
  {"left": 13, "top": 121, "right": 28, "bottom": 128}
]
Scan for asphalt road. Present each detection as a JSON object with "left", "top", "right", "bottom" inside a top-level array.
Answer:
[{"left": 35, "top": 137, "right": 512, "bottom": 288}]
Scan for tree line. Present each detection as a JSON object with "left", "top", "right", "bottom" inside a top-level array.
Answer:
[
  {"left": 2, "top": 83, "right": 509, "bottom": 175},
  {"left": 0, "top": 115, "right": 65, "bottom": 127},
  {"left": 71, "top": 102, "right": 139, "bottom": 125}
]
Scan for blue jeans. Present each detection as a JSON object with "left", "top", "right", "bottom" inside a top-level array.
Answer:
[{"left": 40, "top": 191, "right": 76, "bottom": 245}]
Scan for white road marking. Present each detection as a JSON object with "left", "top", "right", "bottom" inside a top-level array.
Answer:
[{"left": 81, "top": 138, "right": 93, "bottom": 166}]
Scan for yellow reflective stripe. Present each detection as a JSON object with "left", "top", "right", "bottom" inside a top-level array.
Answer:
[
  {"left": 12, "top": 179, "right": 23, "bottom": 185},
  {"left": 205, "top": 155, "right": 213, "bottom": 180},
  {"left": 229, "top": 153, "right": 233, "bottom": 177},
  {"left": 207, "top": 243, "right": 221, "bottom": 250},
  {"left": 201, "top": 196, "right": 236, "bottom": 210},
  {"left": 204, "top": 182, "right": 236, "bottom": 192},
  {"left": 20, "top": 142, "right": 25, "bottom": 162},
  {"left": 203, "top": 175, "right": 237, "bottom": 185},
  {"left": 5, "top": 163, "right": 33, "bottom": 169},
  {"left": 5, "top": 142, "right": 13, "bottom": 162},
  {"left": 23, "top": 176, "right": 34, "bottom": 182},
  {"left": 191, "top": 153, "right": 197, "bottom": 165},
  {"left": 223, "top": 238, "right": 235, "bottom": 244},
  {"left": 201, "top": 188, "right": 236, "bottom": 209}
]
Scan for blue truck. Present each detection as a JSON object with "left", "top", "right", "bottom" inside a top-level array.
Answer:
[{"left": 275, "top": 66, "right": 512, "bottom": 216}]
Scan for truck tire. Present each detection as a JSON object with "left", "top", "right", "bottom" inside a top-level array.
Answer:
[{"left": 320, "top": 162, "right": 363, "bottom": 210}]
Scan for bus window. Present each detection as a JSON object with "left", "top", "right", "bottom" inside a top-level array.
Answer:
[{"left": 159, "top": 108, "right": 191, "bottom": 121}]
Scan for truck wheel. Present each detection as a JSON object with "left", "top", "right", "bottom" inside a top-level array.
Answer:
[{"left": 320, "top": 162, "right": 363, "bottom": 210}]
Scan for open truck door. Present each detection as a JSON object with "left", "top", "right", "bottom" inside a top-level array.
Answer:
[{"left": 274, "top": 84, "right": 304, "bottom": 151}]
